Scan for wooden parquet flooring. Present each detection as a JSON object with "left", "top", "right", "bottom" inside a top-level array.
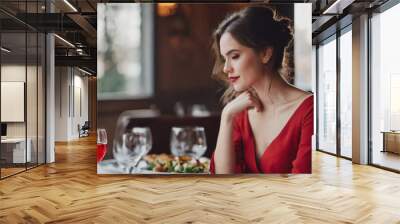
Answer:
[
  {"left": 1, "top": 135, "right": 400, "bottom": 223},
  {"left": 1, "top": 167, "right": 26, "bottom": 177}
]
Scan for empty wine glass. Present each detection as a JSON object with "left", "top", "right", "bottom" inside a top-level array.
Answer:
[
  {"left": 113, "top": 127, "right": 152, "bottom": 173},
  {"left": 170, "top": 126, "right": 207, "bottom": 159}
]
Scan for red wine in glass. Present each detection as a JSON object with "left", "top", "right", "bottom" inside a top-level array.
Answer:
[
  {"left": 97, "top": 143, "right": 107, "bottom": 163},
  {"left": 97, "top": 128, "right": 108, "bottom": 163}
]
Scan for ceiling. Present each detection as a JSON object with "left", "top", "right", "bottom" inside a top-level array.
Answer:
[
  {"left": 0, "top": 0, "right": 393, "bottom": 75},
  {"left": 0, "top": 0, "right": 100, "bottom": 74}
]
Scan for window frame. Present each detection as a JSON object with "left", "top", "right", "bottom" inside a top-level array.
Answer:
[
  {"left": 368, "top": 0, "right": 400, "bottom": 173},
  {"left": 315, "top": 22, "right": 353, "bottom": 161}
]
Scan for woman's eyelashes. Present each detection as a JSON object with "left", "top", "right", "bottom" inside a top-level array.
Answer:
[
  {"left": 222, "top": 54, "right": 239, "bottom": 62},
  {"left": 231, "top": 54, "right": 240, "bottom": 60}
]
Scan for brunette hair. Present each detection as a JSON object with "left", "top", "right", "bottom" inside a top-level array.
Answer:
[{"left": 211, "top": 5, "right": 293, "bottom": 105}]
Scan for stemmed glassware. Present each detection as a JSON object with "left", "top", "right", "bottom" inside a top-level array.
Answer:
[
  {"left": 113, "top": 112, "right": 152, "bottom": 173},
  {"left": 170, "top": 126, "right": 207, "bottom": 159},
  {"left": 97, "top": 128, "right": 108, "bottom": 163},
  {"left": 113, "top": 127, "right": 152, "bottom": 173}
]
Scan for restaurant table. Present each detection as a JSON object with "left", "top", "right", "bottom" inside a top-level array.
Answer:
[
  {"left": 97, "top": 159, "right": 148, "bottom": 174},
  {"left": 98, "top": 157, "right": 211, "bottom": 175}
]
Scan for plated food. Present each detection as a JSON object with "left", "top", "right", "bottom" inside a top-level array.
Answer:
[{"left": 143, "top": 154, "right": 210, "bottom": 173}]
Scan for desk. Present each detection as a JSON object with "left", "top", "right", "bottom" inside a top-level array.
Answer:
[
  {"left": 1, "top": 138, "right": 31, "bottom": 163},
  {"left": 381, "top": 131, "right": 400, "bottom": 154}
]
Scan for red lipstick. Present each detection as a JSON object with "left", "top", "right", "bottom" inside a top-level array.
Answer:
[{"left": 229, "top": 76, "right": 239, "bottom": 83}]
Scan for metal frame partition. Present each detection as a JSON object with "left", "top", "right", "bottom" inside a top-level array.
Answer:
[{"left": 0, "top": 0, "right": 47, "bottom": 180}]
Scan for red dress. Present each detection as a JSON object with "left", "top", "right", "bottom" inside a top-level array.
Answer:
[{"left": 210, "top": 95, "right": 313, "bottom": 174}]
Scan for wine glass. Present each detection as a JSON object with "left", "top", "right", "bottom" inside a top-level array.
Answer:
[
  {"left": 113, "top": 127, "right": 152, "bottom": 173},
  {"left": 97, "top": 128, "right": 108, "bottom": 163},
  {"left": 170, "top": 126, "right": 207, "bottom": 159}
]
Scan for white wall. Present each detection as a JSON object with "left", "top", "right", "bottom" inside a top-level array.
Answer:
[
  {"left": 0, "top": 65, "right": 35, "bottom": 137},
  {"left": 55, "top": 67, "right": 89, "bottom": 141},
  {"left": 75, "top": 71, "right": 89, "bottom": 138},
  {"left": 1, "top": 65, "right": 26, "bottom": 140},
  {"left": 1, "top": 63, "right": 46, "bottom": 163},
  {"left": 55, "top": 66, "right": 70, "bottom": 141}
]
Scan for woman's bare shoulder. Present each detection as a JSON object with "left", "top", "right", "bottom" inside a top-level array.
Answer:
[{"left": 288, "top": 86, "right": 313, "bottom": 102}]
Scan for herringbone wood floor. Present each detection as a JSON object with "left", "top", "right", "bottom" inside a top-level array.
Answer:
[
  {"left": 1, "top": 135, "right": 400, "bottom": 223},
  {"left": 1, "top": 167, "right": 25, "bottom": 177}
]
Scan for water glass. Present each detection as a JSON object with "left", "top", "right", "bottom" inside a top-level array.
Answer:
[
  {"left": 170, "top": 126, "right": 207, "bottom": 159},
  {"left": 113, "top": 127, "right": 152, "bottom": 173}
]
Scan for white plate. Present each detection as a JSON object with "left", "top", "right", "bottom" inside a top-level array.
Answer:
[{"left": 97, "top": 159, "right": 210, "bottom": 175}]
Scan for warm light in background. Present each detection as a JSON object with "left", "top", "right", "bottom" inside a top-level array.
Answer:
[{"left": 157, "top": 3, "right": 177, "bottom": 17}]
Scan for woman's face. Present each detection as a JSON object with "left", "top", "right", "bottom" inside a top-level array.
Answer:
[{"left": 219, "top": 32, "right": 266, "bottom": 92}]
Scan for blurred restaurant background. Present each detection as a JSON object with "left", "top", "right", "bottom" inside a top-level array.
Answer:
[
  {"left": 96, "top": 3, "right": 314, "bottom": 160},
  {"left": 1, "top": 0, "right": 400, "bottom": 178}
]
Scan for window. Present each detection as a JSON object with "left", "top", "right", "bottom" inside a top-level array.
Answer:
[
  {"left": 317, "top": 36, "right": 337, "bottom": 154},
  {"left": 371, "top": 2, "right": 400, "bottom": 171},
  {"left": 97, "top": 3, "right": 154, "bottom": 100},
  {"left": 389, "top": 74, "right": 400, "bottom": 130},
  {"left": 339, "top": 27, "right": 352, "bottom": 158}
]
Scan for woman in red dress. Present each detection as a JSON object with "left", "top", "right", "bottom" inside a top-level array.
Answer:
[{"left": 210, "top": 6, "right": 313, "bottom": 174}]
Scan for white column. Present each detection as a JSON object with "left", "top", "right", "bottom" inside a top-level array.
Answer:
[
  {"left": 352, "top": 14, "right": 369, "bottom": 164},
  {"left": 46, "top": 33, "right": 55, "bottom": 163},
  {"left": 45, "top": 0, "right": 56, "bottom": 163}
]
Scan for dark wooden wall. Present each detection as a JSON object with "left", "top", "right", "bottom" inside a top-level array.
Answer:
[
  {"left": 88, "top": 77, "right": 97, "bottom": 132},
  {"left": 154, "top": 4, "right": 245, "bottom": 114}
]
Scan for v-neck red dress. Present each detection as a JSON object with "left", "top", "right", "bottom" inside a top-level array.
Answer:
[{"left": 210, "top": 95, "right": 313, "bottom": 174}]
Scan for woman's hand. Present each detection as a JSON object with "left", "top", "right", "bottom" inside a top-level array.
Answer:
[
  {"left": 222, "top": 90, "right": 263, "bottom": 119},
  {"left": 213, "top": 89, "right": 262, "bottom": 174}
]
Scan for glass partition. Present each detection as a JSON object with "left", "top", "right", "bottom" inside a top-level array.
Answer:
[
  {"left": 0, "top": 1, "right": 46, "bottom": 179},
  {"left": 1, "top": 30, "right": 28, "bottom": 177}
]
